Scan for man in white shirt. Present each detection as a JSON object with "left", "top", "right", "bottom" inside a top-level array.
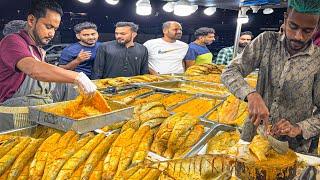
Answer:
[{"left": 144, "top": 21, "right": 188, "bottom": 74}]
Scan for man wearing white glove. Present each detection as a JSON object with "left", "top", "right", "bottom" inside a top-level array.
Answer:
[{"left": 0, "top": 0, "right": 96, "bottom": 131}]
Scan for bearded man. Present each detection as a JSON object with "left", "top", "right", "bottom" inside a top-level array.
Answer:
[{"left": 92, "top": 22, "right": 149, "bottom": 78}]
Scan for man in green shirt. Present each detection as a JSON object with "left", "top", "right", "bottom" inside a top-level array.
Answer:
[
  {"left": 215, "top": 31, "right": 253, "bottom": 65},
  {"left": 184, "top": 27, "right": 215, "bottom": 69}
]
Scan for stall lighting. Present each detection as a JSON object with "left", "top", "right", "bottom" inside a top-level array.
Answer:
[
  {"left": 237, "top": 15, "right": 249, "bottom": 24},
  {"left": 136, "top": 0, "right": 152, "bottom": 16},
  {"left": 78, "top": 0, "right": 91, "bottom": 3},
  {"left": 173, "top": 0, "right": 198, "bottom": 17},
  {"left": 163, "top": 2, "right": 175, "bottom": 13},
  {"left": 105, "top": 0, "right": 119, "bottom": 5},
  {"left": 250, "top": 6, "right": 261, "bottom": 13},
  {"left": 263, "top": 8, "right": 274, "bottom": 14},
  {"left": 203, "top": 6, "right": 216, "bottom": 16}
]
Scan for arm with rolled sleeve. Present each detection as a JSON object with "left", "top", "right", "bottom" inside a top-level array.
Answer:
[
  {"left": 296, "top": 73, "right": 320, "bottom": 139},
  {"left": 140, "top": 47, "right": 149, "bottom": 75},
  {"left": 91, "top": 44, "right": 106, "bottom": 80},
  {"left": 221, "top": 32, "right": 267, "bottom": 100}
]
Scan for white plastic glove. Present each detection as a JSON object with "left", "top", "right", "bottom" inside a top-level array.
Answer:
[{"left": 74, "top": 72, "right": 97, "bottom": 95}]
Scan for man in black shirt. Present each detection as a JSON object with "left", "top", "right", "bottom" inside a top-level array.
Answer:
[{"left": 92, "top": 22, "right": 149, "bottom": 79}]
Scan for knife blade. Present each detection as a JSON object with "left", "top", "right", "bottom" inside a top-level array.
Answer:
[{"left": 257, "top": 125, "right": 289, "bottom": 154}]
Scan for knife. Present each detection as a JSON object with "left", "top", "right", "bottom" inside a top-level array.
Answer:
[{"left": 257, "top": 125, "right": 289, "bottom": 154}]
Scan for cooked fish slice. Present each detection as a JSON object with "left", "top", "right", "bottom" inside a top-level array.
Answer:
[
  {"left": 0, "top": 167, "right": 10, "bottom": 179},
  {"left": 172, "top": 130, "right": 191, "bottom": 157},
  {"left": 29, "top": 133, "right": 61, "bottom": 179},
  {"left": 81, "top": 134, "right": 118, "bottom": 179},
  {"left": 115, "top": 126, "right": 150, "bottom": 177},
  {"left": 101, "top": 121, "right": 126, "bottom": 132},
  {"left": 56, "top": 133, "right": 105, "bottom": 179},
  {"left": 0, "top": 138, "right": 19, "bottom": 158},
  {"left": 68, "top": 134, "right": 80, "bottom": 148},
  {"left": 121, "top": 118, "right": 141, "bottom": 133},
  {"left": 0, "top": 137, "right": 31, "bottom": 176},
  {"left": 140, "top": 168, "right": 161, "bottom": 180},
  {"left": 173, "top": 125, "right": 204, "bottom": 158},
  {"left": 151, "top": 113, "right": 184, "bottom": 155},
  {"left": 90, "top": 91, "right": 111, "bottom": 113},
  {"left": 127, "top": 167, "right": 150, "bottom": 180},
  {"left": 131, "top": 130, "right": 153, "bottom": 165},
  {"left": 140, "top": 107, "right": 170, "bottom": 123},
  {"left": 88, "top": 153, "right": 107, "bottom": 180},
  {"left": 43, "top": 131, "right": 77, "bottom": 179},
  {"left": 140, "top": 118, "right": 165, "bottom": 128},
  {"left": 44, "top": 133, "right": 93, "bottom": 180},
  {"left": 249, "top": 135, "right": 271, "bottom": 161},
  {"left": 158, "top": 172, "right": 174, "bottom": 180},
  {"left": 139, "top": 102, "right": 163, "bottom": 114},
  {"left": 166, "top": 115, "right": 199, "bottom": 158},
  {"left": 119, "top": 165, "right": 140, "bottom": 179},
  {"left": 103, "top": 128, "right": 135, "bottom": 179},
  {"left": 8, "top": 138, "right": 43, "bottom": 180},
  {"left": 69, "top": 163, "right": 84, "bottom": 180},
  {"left": 234, "top": 110, "right": 249, "bottom": 126},
  {"left": 219, "top": 96, "right": 240, "bottom": 124},
  {"left": 0, "top": 135, "right": 15, "bottom": 143},
  {"left": 16, "top": 159, "right": 31, "bottom": 180}
]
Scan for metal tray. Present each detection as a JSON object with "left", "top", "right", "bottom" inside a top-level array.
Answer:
[
  {"left": 168, "top": 94, "right": 225, "bottom": 118},
  {"left": 0, "top": 125, "right": 38, "bottom": 136},
  {"left": 144, "top": 80, "right": 230, "bottom": 98},
  {"left": 29, "top": 100, "right": 133, "bottom": 134}
]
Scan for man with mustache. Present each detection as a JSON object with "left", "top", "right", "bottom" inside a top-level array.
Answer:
[
  {"left": 215, "top": 31, "right": 253, "bottom": 65},
  {"left": 144, "top": 21, "right": 188, "bottom": 74},
  {"left": 222, "top": 0, "right": 320, "bottom": 153},
  {"left": 92, "top": 22, "right": 148, "bottom": 78},
  {"left": 53, "top": 22, "right": 100, "bottom": 101},
  {"left": 184, "top": 27, "right": 216, "bottom": 69},
  {"left": 0, "top": 0, "right": 96, "bottom": 131}
]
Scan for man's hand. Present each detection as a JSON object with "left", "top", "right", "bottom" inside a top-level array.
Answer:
[
  {"left": 76, "top": 49, "right": 91, "bottom": 63},
  {"left": 247, "top": 92, "right": 270, "bottom": 128},
  {"left": 271, "top": 119, "right": 302, "bottom": 137},
  {"left": 74, "top": 72, "right": 97, "bottom": 95}
]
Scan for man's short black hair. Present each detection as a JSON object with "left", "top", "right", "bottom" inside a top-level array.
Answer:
[
  {"left": 74, "top": 22, "right": 97, "bottom": 34},
  {"left": 115, "top": 22, "right": 139, "bottom": 32},
  {"left": 28, "top": 0, "right": 63, "bottom": 19},
  {"left": 194, "top": 27, "right": 215, "bottom": 39},
  {"left": 240, "top": 31, "right": 254, "bottom": 38}
]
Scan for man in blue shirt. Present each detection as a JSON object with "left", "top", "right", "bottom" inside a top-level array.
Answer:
[
  {"left": 184, "top": 27, "right": 215, "bottom": 69},
  {"left": 53, "top": 22, "right": 100, "bottom": 101},
  {"left": 59, "top": 21, "right": 100, "bottom": 78}
]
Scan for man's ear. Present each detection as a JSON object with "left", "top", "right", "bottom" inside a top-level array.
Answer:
[
  {"left": 76, "top": 33, "right": 80, "bottom": 40},
  {"left": 27, "top": 14, "right": 36, "bottom": 28},
  {"left": 132, "top": 32, "right": 137, "bottom": 39}
]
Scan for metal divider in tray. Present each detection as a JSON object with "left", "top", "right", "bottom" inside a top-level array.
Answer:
[
  {"left": 143, "top": 80, "right": 230, "bottom": 98},
  {"left": 29, "top": 100, "right": 133, "bottom": 134}
]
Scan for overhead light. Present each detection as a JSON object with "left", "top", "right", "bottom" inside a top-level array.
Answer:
[
  {"left": 174, "top": 0, "right": 198, "bottom": 17},
  {"left": 163, "top": 2, "right": 175, "bottom": 13},
  {"left": 136, "top": 0, "right": 152, "bottom": 16},
  {"left": 105, "top": 0, "right": 119, "bottom": 5},
  {"left": 263, "top": 8, "right": 274, "bottom": 14},
  {"left": 78, "top": 0, "right": 91, "bottom": 3},
  {"left": 203, "top": 6, "right": 216, "bottom": 16},
  {"left": 237, "top": 15, "right": 249, "bottom": 24}
]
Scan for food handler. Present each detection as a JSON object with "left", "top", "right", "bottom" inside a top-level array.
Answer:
[
  {"left": 0, "top": 0, "right": 97, "bottom": 131},
  {"left": 221, "top": 0, "right": 320, "bottom": 153}
]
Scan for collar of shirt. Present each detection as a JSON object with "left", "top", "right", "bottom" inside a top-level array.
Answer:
[
  {"left": 278, "top": 33, "right": 316, "bottom": 57},
  {"left": 115, "top": 41, "right": 135, "bottom": 48},
  {"left": 18, "top": 30, "right": 45, "bottom": 60}
]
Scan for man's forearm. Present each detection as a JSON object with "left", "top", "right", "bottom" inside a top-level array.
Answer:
[
  {"left": 17, "top": 57, "right": 78, "bottom": 83},
  {"left": 59, "top": 58, "right": 81, "bottom": 70}
]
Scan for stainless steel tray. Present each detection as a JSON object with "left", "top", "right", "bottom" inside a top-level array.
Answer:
[
  {"left": 144, "top": 80, "right": 230, "bottom": 98},
  {"left": 0, "top": 125, "right": 38, "bottom": 136},
  {"left": 29, "top": 100, "right": 134, "bottom": 134}
]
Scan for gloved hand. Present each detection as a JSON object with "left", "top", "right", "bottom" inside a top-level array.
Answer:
[{"left": 74, "top": 72, "right": 97, "bottom": 95}]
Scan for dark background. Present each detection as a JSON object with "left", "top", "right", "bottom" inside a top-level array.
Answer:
[{"left": 0, "top": 0, "right": 285, "bottom": 55}]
